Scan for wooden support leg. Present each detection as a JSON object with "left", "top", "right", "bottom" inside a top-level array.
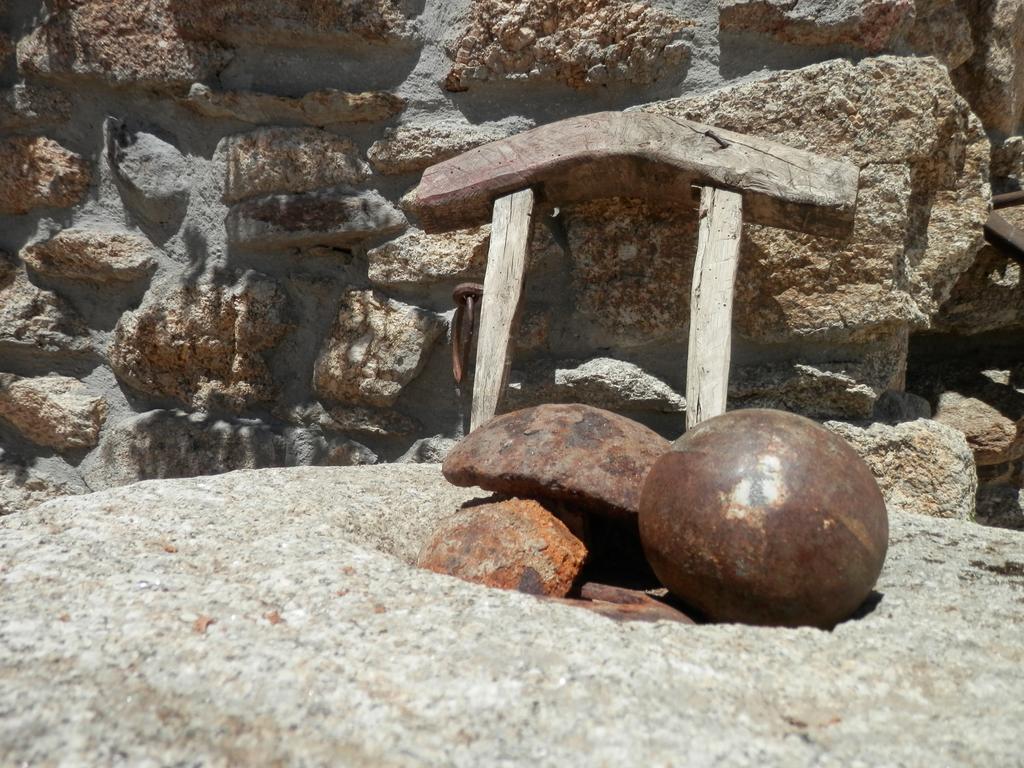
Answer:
[
  {"left": 470, "top": 188, "right": 535, "bottom": 431},
  {"left": 686, "top": 186, "right": 744, "bottom": 430}
]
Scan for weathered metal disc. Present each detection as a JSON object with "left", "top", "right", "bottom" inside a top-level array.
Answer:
[
  {"left": 639, "top": 409, "right": 888, "bottom": 628},
  {"left": 442, "top": 404, "right": 670, "bottom": 519}
]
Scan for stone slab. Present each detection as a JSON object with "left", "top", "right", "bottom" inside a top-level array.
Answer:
[{"left": 0, "top": 465, "right": 1022, "bottom": 765}]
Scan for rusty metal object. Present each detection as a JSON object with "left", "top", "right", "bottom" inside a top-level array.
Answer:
[
  {"left": 580, "top": 582, "right": 696, "bottom": 623},
  {"left": 639, "top": 409, "right": 888, "bottom": 628},
  {"left": 442, "top": 403, "right": 670, "bottom": 519},
  {"left": 416, "top": 497, "right": 587, "bottom": 597},
  {"left": 545, "top": 583, "right": 695, "bottom": 624},
  {"left": 451, "top": 282, "right": 483, "bottom": 384}
]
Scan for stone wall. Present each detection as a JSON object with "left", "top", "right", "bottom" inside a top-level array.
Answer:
[{"left": 0, "top": 0, "right": 1020, "bottom": 516}]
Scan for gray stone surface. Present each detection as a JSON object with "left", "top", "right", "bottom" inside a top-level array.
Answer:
[
  {"left": 1, "top": 464, "right": 1022, "bottom": 765},
  {"left": 507, "top": 356, "right": 686, "bottom": 413},
  {"left": 729, "top": 361, "right": 881, "bottom": 420},
  {"left": 396, "top": 435, "right": 458, "bottom": 464},
  {"left": 105, "top": 119, "right": 191, "bottom": 232},
  {"left": 0, "top": 449, "right": 88, "bottom": 516}
]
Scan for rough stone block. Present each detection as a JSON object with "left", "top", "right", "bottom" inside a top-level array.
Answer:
[
  {"left": 445, "top": 0, "right": 693, "bottom": 90},
  {"left": 0, "top": 136, "right": 90, "bottom": 215},
  {"left": 109, "top": 272, "right": 289, "bottom": 412},
  {"left": 904, "top": 0, "right": 975, "bottom": 69},
  {"left": 0, "top": 263, "right": 89, "bottom": 354},
  {"left": 0, "top": 374, "right": 107, "bottom": 451},
  {"left": 719, "top": 0, "right": 915, "bottom": 53},
  {"left": 368, "top": 120, "right": 517, "bottom": 175},
  {"left": 641, "top": 56, "right": 989, "bottom": 327},
  {"left": 506, "top": 357, "right": 685, "bottom": 414},
  {"left": 226, "top": 188, "right": 406, "bottom": 251},
  {"left": 220, "top": 127, "right": 370, "bottom": 204},
  {"left": 367, "top": 226, "right": 490, "bottom": 287},
  {"left": 396, "top": 436, "right": 457, "bottom": 464},
  {"left": 1, "top": 465, "right": 1023, "bottom": 763},
  {"left": 21, "top": 230, "right": 158, "bottom": 283},
  {"left": 313, "top": 290, "right": 443, "bottom": 408},
  {"left": 826, "top": 418, "right": 977, "bottom": 520},
  {"left": 951, "top": 0, "right": 1024, "bottom": 137},
  {"left": 183, "top": 84, "right": 405, "bottom": 125},
  {"left": 912, "top": 364, "right": 1024, "bottom": 467},
  {"left": 933, "top": 209, "right": 1024, "bottom": 335},
  {"left": 935, "top": 389, "right": 1024, "bottom": 467},
  {"left": 17, "top": 0, "right": 227, "bottom": 89}
]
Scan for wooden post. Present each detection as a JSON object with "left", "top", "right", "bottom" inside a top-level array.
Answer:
[
  {"left": 470, "top": 188, "right": 535, "bottom": 431},
  {"left": 686, "top": 186, "right": 743, "bottom": 429}
]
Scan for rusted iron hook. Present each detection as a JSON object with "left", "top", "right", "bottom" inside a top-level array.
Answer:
[{"left": 451, "top": 282, "right": 483, "bottom": 385}]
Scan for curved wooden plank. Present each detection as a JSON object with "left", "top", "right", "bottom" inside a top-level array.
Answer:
[{"left": 408, "top": 111, "right": 859, "bottom": 238}]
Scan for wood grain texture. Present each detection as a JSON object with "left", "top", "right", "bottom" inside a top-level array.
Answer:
[
  {"left": 471, "top": 188, "right": 535, "bottom": 431},
  {"left": 409, "top": 111, "right": 858, "bottom": 238},
  {"left": 686, "top": 186, "right": 743, "bottom": 429}
]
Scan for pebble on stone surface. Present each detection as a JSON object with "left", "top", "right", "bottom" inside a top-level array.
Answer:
[
  {"left": 442, "top": 403, "right": 670, "bottom": 519},
  {"left": 417, "top": 497, "right": 587, "bottom": 598}
]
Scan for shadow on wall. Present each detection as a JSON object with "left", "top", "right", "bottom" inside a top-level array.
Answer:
[
  {"left": 181, "top": 225, "right": 211, "bottom": 285},
  {"left": 162, "top": 0, "right": 423, "bottom": 93},
  {"left": 718, "top": 30, "right": 870, "bottom": 80},
  {"left": 94, "top": 409, "right": 279, "bottom": 485}
]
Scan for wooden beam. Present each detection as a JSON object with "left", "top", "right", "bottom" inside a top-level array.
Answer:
[
  {"left": 985, "top": 210, "right": 1024, "bottom": 265},
  {"left": 993, "top": 190, "right": 1024, "bottom": 209},
  {"left": 409, "top": 111, "right": 858, "bottom": 239},
  {"left": 470, "top": 188, "right": 535, "bottom": 431},
  {"left": 686, "top": 187, "right": 743, "bottom": 429}
]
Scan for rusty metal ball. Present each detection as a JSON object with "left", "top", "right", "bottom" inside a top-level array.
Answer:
[{"left": 639, "top": 409, "right": 888, "bottom": 628}]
